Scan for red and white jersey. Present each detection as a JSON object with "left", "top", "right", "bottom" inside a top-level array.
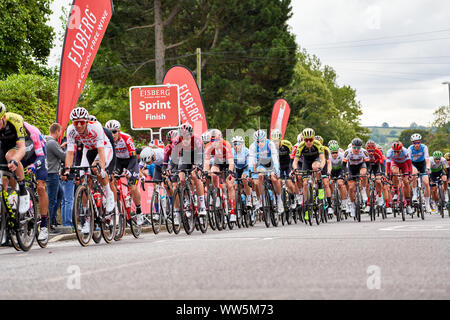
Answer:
[
  {"left": 67, "top": 121, "right": 112, "bottom": 151},
  {"left": 115, "top": 132, "right": 136, "bottom": 159}
]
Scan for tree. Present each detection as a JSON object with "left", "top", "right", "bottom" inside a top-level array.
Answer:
[
  {"left": 0, "top": 0, "right": 54, "bottom": 78},
  {"left": 382, "top": 122, "right": 389, "bottom": 128},
  {"left": 398, "top": 129, "right": 430, "bottom": 147},
  {"left": 428, "top": 106, "right": 450, "bottom": 153},
  {"left": 410, "top": 122, "right": 418, "bottom": 129},
  {"left": 0, "top": 73, "right": 58, "bottom": 133}
]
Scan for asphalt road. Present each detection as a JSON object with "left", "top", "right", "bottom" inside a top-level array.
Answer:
[{"left": 1, "top": 212, "right": 449, "bottom": 300}]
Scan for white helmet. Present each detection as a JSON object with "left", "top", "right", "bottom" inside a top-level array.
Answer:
[
  {"left": 0, "top": 102, "right": 6, "bottom": 117},
  {"left": 253, "top": 129, "right": 266, "bottom": 142},
  {"left": 70, "top": 107, "right": 89, "bottom": 121},
  {"left": 270, "top": 129, "right": 281, "bottom": 141},
  {"left": 201, "top": 131, "right": 210, "bottom": 143},
  {"left": 140, "top": 147, "right": 155, "bottom": 163},
  {"left": 232, "top": 136, "right": 244, "bottom": 143},
  {"left": 297, "top": 133, "right": 303, "bottom": 144},
  {"left": 105, "top": 120, "right": 121, "bottom": 130},
  {"left": 410, "top": 133, "right": 422, "bottom": 142}
]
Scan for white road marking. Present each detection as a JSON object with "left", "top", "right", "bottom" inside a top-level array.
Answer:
[{"left": 379, "top": 225, "right": 450, "bottom": 231}]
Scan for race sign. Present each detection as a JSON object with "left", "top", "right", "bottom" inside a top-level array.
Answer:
[{"left": 129, "top": 84, "right": 180, "bottom": 130}]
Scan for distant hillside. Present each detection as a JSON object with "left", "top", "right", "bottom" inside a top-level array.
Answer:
[{"left": 364, "top": 125, "right": 427, "bottom": 150}]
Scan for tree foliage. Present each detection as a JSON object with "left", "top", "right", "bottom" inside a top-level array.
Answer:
[
  {"left": 0, "top": 0, "right": 54, "bottom": 78},
  {"left": 0, "top": 73, "right": 58, "bottom": 133}
]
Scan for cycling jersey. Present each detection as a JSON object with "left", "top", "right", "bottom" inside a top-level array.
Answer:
[
  {"left": 367, "top": 148, "right": 384, "bottom": 164},
  {"left": 295, "top": 140, "right": 323, "bottom": 162},
  {"left": 232, "top": 146, "right": 249, "bottom": 170},
  {"left": 205, "top": 140, "right": 233, "bottom": 166},
  {"left": 22, "top": 122, "right": 47, "bottom": 181},
  {"left": 115, "top": 132, "right": 136, "bottom": 159},
  {"left": 67, "top": 121, "right": 112, "bottom": 151},
  {"left": 343, "top": 148, "right": 370, "bottom": 166},
  {"left": 140, "top": 148, "right": 165, "bottom": 167},
  {"left": 0, "top": 112, "right": 28, "bottom": 150},
  {"left": 386, "top": 147, "right": 411, "bottom": 164},
  {"left": 330, "top": 152, "right": 345, "bottom": 170},
  {"left": 429, "top": 157, "right": 449, "bottom": 173},
  {"left": 171, "top": 135, "right": 203, "bottom": 167},
  {"left": 278, "top": 140, "right": 292, "bottom": 168},
  {"left": 408, "top": 144, "right": 429, "bottom": 163},
  {"left": 248, "top": 139, "right": 279, "bottom": 171}
]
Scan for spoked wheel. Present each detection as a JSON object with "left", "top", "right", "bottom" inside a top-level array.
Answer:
[
  {"left": 262, "top": 188, "right": 272, "bottom": 228},
  {"left": 114, "top": 198, "right": 126, "bottom": 241},
  {"left": 206, "top": 188, "right": 217, "bottom": 231},
  {"left": 101, "top": 202, "right": 116, "bottom": 244},
  {"left": 355, "top": 190, "right": 361, "bottom": 222},
  {"left": 36, "top": 217, "right": 49, "bottom": 249},
  {"left": 438, "top": 187, "right": 445, "bottom": 218},
  {"left": 180, "top": 187, "right": 195, "bottom": 235},
  {"left": 281, "top": 190, "right": 287, "bottom": 226},
  {"left": 400, "top": 190, "right": 406, "bottom": 221},
  {"left": 73, "top": 185, "right": 94, "bottom": 246},
  {"left": 164, "top": 195, "right": 173, "bottom": 234},
  {"left": 150, "top": 191, "right": 162, "bottom": 234},
  {"left": 15, "top": 187, "right": 38, "bottom": 251}
]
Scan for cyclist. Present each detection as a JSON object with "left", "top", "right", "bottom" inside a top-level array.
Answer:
[
  {"left": 62, "top": 108, "right": 116, "bottom": 234},
  {"left": 249, "top": 129, "right": 284, "bottom": 216},
  {"left": 290, "top": 133, "right": 304, "bottom": 206},
  {"left": 231, "top": 136, "right": 253, "bottom": 209},
  {"left": 201, "top": 131, "right": 210, "bottom": 146},
  {"left": 105, "top": 119, "right": 143, "bottom": 226},
  {"left": 22, "top": 122, "right": 49, "bottom": 241},
  {"left": 171, "top": 123, "right": 206, "bottom": 221},
  {"left": 315, "top": 135, "right": 333, "bottom": 215},
  {"left": 429, "top": 151, "right": 449, "bottom": 206},
  {"left": 386, "top": 141, "right": 413, "bottom": 215},
  {"left": 292, "top": 128, "right": 326, "bottom": 219},
  {"left": 0, "top": 102, "right": 33, "bottom": 216},
  {"left": 343, "top": 138, "right": 370, "bottom": 218},
  {"left": 271, "top": 129, "right": 299, "bottom": 209},
  {"left": 204, "top": 129, "right": 236, "bottom": 221},
  {"left": 329, "top": 143, "right": 350, "bottom": 215},
  {"left": 150, "top": 139, "right": 165, "bottom": 149},
  {"left": 408, "top": 133, "right": 432, "bottom": 213},
  {"left": 365, "top": 140, "right": 390, "bottom": 214}
]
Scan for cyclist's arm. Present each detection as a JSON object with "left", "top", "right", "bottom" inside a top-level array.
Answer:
[
  {"left": 65, "top": 150, "right": 74, "bottom": 169},
  {"left": 319, "top": 153, "right": 326, "bottom": 170},
  {"left": 12, "top": 139, "right": 26, "bottom": 163},
  {"left": 97, "top": 146, "right": 107, "bottom": 173}
]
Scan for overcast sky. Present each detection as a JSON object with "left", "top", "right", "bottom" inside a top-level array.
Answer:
[{"left": 47, "top": 0, "right": 450, "bottom": 127}]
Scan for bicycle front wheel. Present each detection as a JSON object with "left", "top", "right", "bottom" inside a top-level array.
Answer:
[
  {"left": 150, "top": 191, "right": 162, "bottom": 234},
  {"left": 15, "top": 187, "right": 38, "bottom": 251},
  {"left": 101, "top": 201, "right": 116, "bottom": 244},
  {"left": 73, "top": 185, "right": 94, "bottom": 246},
  {"left": 114, "top": 198, "right": 126, "bottom": 241},
  {"left": 180, "top": 187, "right": 195, "bottom": 235}
]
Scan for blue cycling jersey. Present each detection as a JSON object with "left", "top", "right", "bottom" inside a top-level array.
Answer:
[
  {"left": 408, "top": 144, "right": 429, "bottom": 162},
  {"left": 232, "top": 146, "right": 249, "bottom": 170}
]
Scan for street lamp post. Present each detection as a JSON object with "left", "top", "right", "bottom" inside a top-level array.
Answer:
[{"left": 442, "top": 81, "right": 450, "bottom": 107}]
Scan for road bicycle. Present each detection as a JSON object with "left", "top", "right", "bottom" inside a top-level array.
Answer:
[
  {"left": 234, "top": 175, "right": 256, "bottom": 228},
  {"left": 430, "top": 174, "right": 447, "bottom": 218},
  {"left": 71, "top": 166, "right": 116, "bottom": 246},
  {"left": 411, "top": 172, "right": 425, "bottom": 220},
  {"left": 330, "top": 176, "right": 344, "bottom": 222},
  {"left": 0, "top": 164, "right": 38, "bottom": 252},
  {"left": 348, "top": 174, "right": 367, "bottom": 222},
  {"left": 296, "top": 169, "right": 321, "bottom": 226},
  {"left": 391, "top": 173, "right": 410, "bottom": 221},
  {"left": 257, "top": 169, "right": 280, "bottom": 228},
  {"left": 114, "top": 174, "right": 141, "bottom": 240},
  {"left": 25, "top": 172, "right": 48, "bottom": 248}
]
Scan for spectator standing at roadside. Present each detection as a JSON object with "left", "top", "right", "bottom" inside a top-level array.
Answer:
[
  {"left": 45, "top": 123, "right": 67, "bottom": 231},
  {"left": 60, "top": 135, "right": 75, "bottom": 230}
]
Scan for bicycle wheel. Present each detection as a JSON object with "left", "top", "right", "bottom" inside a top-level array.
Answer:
[
  {"left": 400, "top": 189, "right": 405, "bottom": 221},
  {"left": 0, "top": 204, "right": 7, "bottom": 248},
  {"left": 36, "top": 213, "right": 48, "bottom": 249},
  {"left": 281, "top": 189, "right": 287, "bottom": 226},
  {"left": 163, "top": 194, "right": 173, "bottom": 234},
  {"left": 114, "top": 198, "right": 126, "bottom": 241},
  {"left": 287, "top": 193, "right": 294, "bottom": 225},
  {"left": 214, "top": 192, "right": 225, "bottom": 231},
  {"left": 438, "top": 186, "right": 445, "bottom": 218},
  {"left": 262, "top": 187, "right": 271, "bottom": 228},
  {"left": 334, "top": 189, "right": 341, "bottom": 222},
  {"left": 355, "top": 185, "right": 361, "bottom": 222},
  {"left": 101, "top": 198, "right": 116, "bottom": 244},
  {"left": 73, "top": 185, "right": 94, "bottom": 246},
  {"left": 370, "top": 188, "right": 376, "bottom": 221},
  {"left": 15, "top": 187, "right": 38, "bottom": 251},
  {"left": 206, "top": 188, "right": 217, "bottom": 230},
  {"left": 150, "top": 191, "right": 162, "bottom": 234},
  {"left": 180, "top": 187, "right": 195, "bottom": 235},
  {"left": 235, "top": 188, "right": 244, "bottom": 228}
]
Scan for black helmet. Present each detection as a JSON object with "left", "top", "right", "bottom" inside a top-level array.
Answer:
[{"left": 351, "top": 138, "right": 363, "bottom": 147}]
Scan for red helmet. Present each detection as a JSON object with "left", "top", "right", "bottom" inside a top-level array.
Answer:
[
  {"left": 365, "top": 140, "right": 376, "bottom": 150},
  {"left": 392, "top": 141, "right": 403, "bottom": 151}
]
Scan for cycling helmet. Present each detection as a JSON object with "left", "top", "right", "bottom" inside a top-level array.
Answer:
[
  {"left": 377, "top": 144, "right": 384, "bottom": 154},
  {"left": 433, "top": 150, "right": 443, "bottom": 159},
  {"left": 70, "top": 107, "right": 89, "bottom": 120},
  {"left": 328, "top": 140, "right": 338, "bottom": 147},
  {"left": 329, "top": 144, "right": 340, "bottom": 153},
  {"left": 444, "top": 152, "right": 450, "bottom": 160},
  {"left": 351, "top": 138, "right": 363, "bottom": 147},
  {"left": 392, "top": 141, "right": 403, "bottom": 151},
  {"left": 179, "top": 122, "right": 193, "bottom": 136},
  {"left": 88, "top": 115, "right": 97, "bottom": 122},
  {"left": 254, "top": 129, "right": 266, "bottom": 142},
  {"left": 167, "top": 130, "right": 179, "bottom": 143},
  {"left": 150, "top": 139, "right": 164, "bottom": 149},
  {"left": 410, "top": 133, "right": 422, "bottom": 142},
  {"left": 210, "top": 129, "right": 222, "bottom": 141},
  {"left": 0, "top": 102, "right": 6, "bottom": 117},
  {"left": 315, "top": 135, "right": 324, "bottom": 145},
  {"left": 232, "top": 136, "right": 244, "bottom": 143},
  {"left": 297, "top": 133, "right": 303, "bottom": 144},
  {"left": 365, "top": 140, "right": 376, "bottom": 150},
  {"left": 302, "top": 128, "right": 315, "bottom": 140},
  {"left": 105, "top": 120, "right": 121, "bottom": 130},
  {"left": 140, "top": 147, "right": 155, "bottom": 163},
  {"left": 201, "top": 131, "right": 210, "bottom": 143},
  {"left": 270, "top": 129, "right": 282, "bottom": 141}
]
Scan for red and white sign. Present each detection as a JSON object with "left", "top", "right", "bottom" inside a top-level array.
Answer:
[
  {"left": 129, "top": 84, "right": 180, "bottom": 129},
  {"left": 56, "top": 0, "right": 114, "bottom": 136},
  {"left": 163, "top": 65, "right": 208, "bottom": 135},
  {"left": 270, "top": 98, "right": 291, "bottom": 140}
]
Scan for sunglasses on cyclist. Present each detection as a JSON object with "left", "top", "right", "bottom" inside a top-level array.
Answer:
[
  {"left": 352, "top": 146, "right": 361, "bottom": 149},
  {"left": 393, "top": 150, "right": 401, "bottom": 153},
  {"left": 413, "top": 141, "right": 421, "bottom": 145},
  {"left": 111, "top": 130, "right": 119, "bottom": 134},
  {"left": 331, "top": 152, "right": 338, "bottom": 155},
  {"left": 233, "top": 142, "right": 242, "bottom": 146},
  {"left": 304, "top": 138, "right": 314, "bottom": 143},
  {"left": 73, "top": 120, "right": 87, "bottom": 126}
]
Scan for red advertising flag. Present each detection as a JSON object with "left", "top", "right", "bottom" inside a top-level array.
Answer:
[
  {"left": 129, "top": 85, "right": 180, "bottom": 129},
  {"left": 270, "top": 99, "right": 291, "bottom": 140},
  {"left": 56, "top": 0, "right": 114, "bottom": 134},
  {"left": 162, "top": 65, "right": 208, "bottom": 135}
]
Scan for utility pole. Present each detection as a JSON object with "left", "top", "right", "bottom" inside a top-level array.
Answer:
[
  {"left": 196, "top": 48, "right": 201, "bottom": 91},
  {"left": 442, "top": 81, "right": 450, "bottom": 107}
]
